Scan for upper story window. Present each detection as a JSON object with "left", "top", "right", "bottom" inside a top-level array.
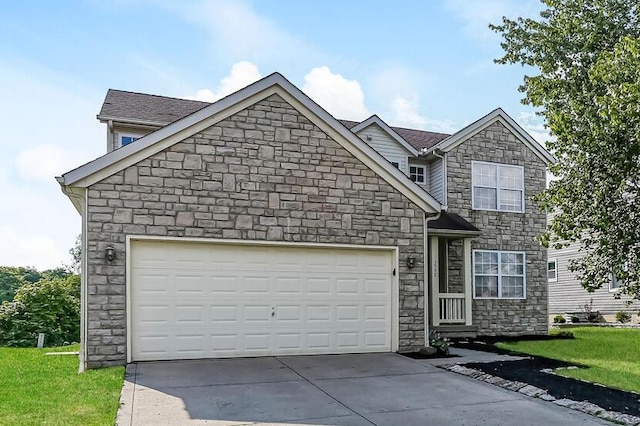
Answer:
[
  {"left": 547, "top": 258, "right": 558, "bottom": 282},
  {"left": 118, "top": 133, "right": 142, "bottom": 148},
  {"left": 473, "top": 250, "right": 526, "bottom": 299},
  {"left": 409, "top": 165, "right": 426, "bottom": 184},
  {"left": 472, "top": 161, "right": 524, "bottom": 213}
]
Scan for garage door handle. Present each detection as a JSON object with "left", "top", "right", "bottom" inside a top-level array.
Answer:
[{"left": 271, "top": 307, "right": 275, "bottom": 317}]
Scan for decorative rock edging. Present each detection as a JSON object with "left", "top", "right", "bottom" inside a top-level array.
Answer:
[{"left": 442, "top": 364, "right": 640, "bottom": 426}]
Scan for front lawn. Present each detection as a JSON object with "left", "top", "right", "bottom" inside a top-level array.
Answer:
[
  {"left": 497, "top": 327, "right": 640, "bottom": 393},
  {"left": 0, "top": 345, "right": 124, "bottom": 425}
]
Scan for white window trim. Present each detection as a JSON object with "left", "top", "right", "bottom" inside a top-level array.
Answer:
[
  {"left": 471, "top": 161, "right": 525, "bottom": 213},
  {"left": 387, "top": 156, "right": 407, "bottom": 173},
  {"left": 609, "top": 265, "right": 627, "bottom": 292},
  {"left": 409, "top": 164, "right": 427, "bottom": 185},
  {"left": 473, "top": 249, "right": 527, "bottom": 300},
  {"left": 117, "top": 132, "right": 144, "bottom": 148},
  {"left": 547, "top": 258, "right": 558, "bottom": 282}
]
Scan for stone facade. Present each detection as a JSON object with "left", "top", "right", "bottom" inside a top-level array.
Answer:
[
  {"left": 85, "top": 94, "right": 425, "bottom": 368},
  {"left": 446, "top": 121, "right": 548, "bottom": 335}
]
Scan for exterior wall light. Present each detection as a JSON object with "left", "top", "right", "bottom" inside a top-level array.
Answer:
[
  {"left": 406, "top": 255, "right": 416, "bottom": 269},
  {"left": 105, "top": 246, "right": 116, "bottom": 262}
]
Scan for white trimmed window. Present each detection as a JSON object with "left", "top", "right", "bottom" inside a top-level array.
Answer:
[
  {"left": 609, "top": 264, "right": 627, "bottom": 292},
  {"left": 474, "top": 250, "right": 526, "bottom": 299},
  {"left": 472, "top": 161, "right": 524, "bottom": 212},
  {"left": 610, "top": 276, "right": 622, "bottom": 292},
  {"left": 118, "top": 133, "right": 142, "bottom": 148},
  {"left": 547, "top": 258, "right": 557, "bottom": 282},
  {"left": 409, "top": 165, "right": 426, "bottom": 184}
]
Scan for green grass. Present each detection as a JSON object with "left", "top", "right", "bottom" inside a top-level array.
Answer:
[
  {"left": 0, "top": 345, "right": 124, "bottom": 425},
  {"left": 497, "top": 327, "right": 640, "bottom": 393}
]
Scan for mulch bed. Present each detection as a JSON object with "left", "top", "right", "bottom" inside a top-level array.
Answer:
[
  {"left": 402, "top": 352, "right": 459, "bottom": 360},
  {"left": 457, "top": 342, "right": 640, "bottom": 417}
]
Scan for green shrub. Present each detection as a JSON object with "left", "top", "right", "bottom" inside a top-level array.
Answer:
[
  {"left": 429, "top": 331, "right": 450, "bottom": 355},
  {"left": 616, "top": 311, "right": 632, "bottom": 324},
  {"left": 0, "top": 275, "right": 80, "bottom": 347},
  {"left": 553, "top": 315, "right": 566, "bottom": 323},
  {"left": 553, "top": 330, "right": 575, "bottom": 338}
]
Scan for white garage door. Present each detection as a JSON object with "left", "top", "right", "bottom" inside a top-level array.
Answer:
[{"left": 130, "top": 240, "right": 395, "bottom": 361}]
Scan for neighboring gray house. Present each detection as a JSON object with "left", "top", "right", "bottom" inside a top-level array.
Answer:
[
  {"left": 57, "top": 73, "right": 554, "bottom": 370},
  {"left": 548, "top": 240, "right": 636, "bottom": 317}
]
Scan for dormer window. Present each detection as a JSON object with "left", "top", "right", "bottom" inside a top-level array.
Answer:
[{"left": 409, "top": 165, "right": 426, "bottom": 184}]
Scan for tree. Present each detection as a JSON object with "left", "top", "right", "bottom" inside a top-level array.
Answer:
[
  {"left": 67, "top": 235, "right": 81, "bottom": 274},
  {"left": 0, "top": 275, "right": 80, "bottom": 347},
  {"left": 0, "top": 267, "right": 41, "bottom": 303},
  {"left": 491, "top": 1, "right": 640, "bottom": 299}
]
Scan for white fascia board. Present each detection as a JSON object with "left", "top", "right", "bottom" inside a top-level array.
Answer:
[
  {"left": 273, "top": 82, "right": 441, "bottom": 213},
  {"left": 431, "top": 108, "right": 556, "bottom": 164},
  {"left": 59, "top": 185, "right": 86, "bottom": 215},
  {"left": 350, "top": 115, "right": 419, "bottom": 157},
  {"left": 59, "top": 73, "right": 442, "bottom": 213},
  {"left": 60, "top": 75, "right": 285, "bottom": 187},
  {"left": 96, "top": 116, "right": 168, "bottom": 127}
]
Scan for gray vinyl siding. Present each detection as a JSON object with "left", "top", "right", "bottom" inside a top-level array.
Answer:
[
  {"left": 355, "top": 123, "right": 411, "bottom": 173},
  {"left": 548, "top": 241, "right": 635, "bottom": 314},
  {"left": 429, "top": 158, "right": 444, "bottom": 204}
]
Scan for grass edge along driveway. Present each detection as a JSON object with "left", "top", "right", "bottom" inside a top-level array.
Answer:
[
  {"left": 497, "top": 327, "right": 640, "bottom": 393},
  {"left": 0, "top": 345, "right": 124, "bottom": 425}
]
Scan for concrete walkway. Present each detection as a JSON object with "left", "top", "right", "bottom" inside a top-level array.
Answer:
[{"left": 118, "top": 353, "right": 611, "bottom": 425}]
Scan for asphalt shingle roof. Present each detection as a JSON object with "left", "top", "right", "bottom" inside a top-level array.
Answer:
[
  {"left": 98, "top": 89, "right": 211, "bottom": 125},
  {"left": 99, "top": 89, "right": 451, "bottom": 151}
]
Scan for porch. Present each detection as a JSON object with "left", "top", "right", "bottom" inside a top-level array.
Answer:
[{"left": 427, "top": 213, "right": 481, "bottom": 338}]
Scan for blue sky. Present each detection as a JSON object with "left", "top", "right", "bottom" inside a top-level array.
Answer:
[{"left": 0, "top": 0, "right": 546, "bottom": 269}]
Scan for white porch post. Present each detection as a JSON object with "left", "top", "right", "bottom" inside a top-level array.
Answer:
[
  {"left": 430, "top": 236, "right": 440, "bottom": 326},
  {"left": 463, "top": 238, "right": 473, "bottom": 326}
]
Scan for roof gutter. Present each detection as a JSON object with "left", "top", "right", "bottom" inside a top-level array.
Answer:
[{"left": 97, "top": 115, "right": 168, "bottom": 127}]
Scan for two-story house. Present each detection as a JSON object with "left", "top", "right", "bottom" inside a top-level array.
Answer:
[{"left": 57, "top": 73, "right": 553, "bottom": 370}]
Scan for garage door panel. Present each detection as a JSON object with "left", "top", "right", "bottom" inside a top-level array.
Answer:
[
  {"left": 131, "top": 241, "right": 394, "bottom": 361},
  {"left": 276, "top": 277, "right": 302, "bottom": 294}
]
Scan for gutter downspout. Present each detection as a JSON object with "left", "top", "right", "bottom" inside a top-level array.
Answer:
[
  {"left": 424, "top": 210, "right": 441, "bottom": 347},
  {"left": 59, "top": 183, "right": 88, "bottom": 372}
]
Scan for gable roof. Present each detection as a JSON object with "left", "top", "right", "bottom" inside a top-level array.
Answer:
[
  {"left": 340, "top": 119, "right": 449, "bottom": 151},
  {"left": 98, "top": 89, "right": 210, "bottom": 125},
  {"left": 59, "top": 73, "right": 442, "bottom": 214},
  {"left": 97, "top": 88, "right": 451, "bottom": 151},
  {"left": 347, "top": 115, "right": 420, "bottom": 156},
  {"left": 428, "top": 108, "right": 555, "bottom": 164}
]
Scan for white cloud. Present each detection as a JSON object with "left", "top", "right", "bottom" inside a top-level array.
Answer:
[
  {"left": 0, "top": 225, "right": 68, "bottom": 270},
  {"left": 167, "top": 0, "right": 306, "bottom": 63},
  {"left": 15, "top": 144, "right": 93, "bottom": 183},
  {"left": 186, "top": 61, "right": 262, "bottom": 102},
  {"left": 302, "top": 66, "right": 370, "bottom": 121},
  {"left": 391, "top": 96, "right": 427, "bottom": 127},
  {"left": 389, "top": 96, "right": 459, "bottom": 133},
  {"left": 517, "top": 111, "right": 552, "bottom": 146},
  {"left": 444, "top": 0, "right": 541, "bottom": 42},
  {"left": 0, "top": 56, "right": 102, "bottom": 270}
]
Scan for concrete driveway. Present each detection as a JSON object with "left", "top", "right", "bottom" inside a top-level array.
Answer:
[{"left": 117, "top": 353, "right": 610, "bottom": 425}]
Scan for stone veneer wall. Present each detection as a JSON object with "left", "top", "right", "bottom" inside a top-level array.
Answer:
[
  {"left": 85, "top": 94, "right": 425, "bottom": 368},
  {"left": 446, "top": 121, "right": 548, "bottom": 335}
]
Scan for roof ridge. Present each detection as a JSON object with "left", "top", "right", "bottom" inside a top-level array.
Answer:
[
  {"left": 107, "top": 88, "right": 212, "bottom": 105},
  {"left": 388, "top": 123, "right": 450, "bottom": 136}
]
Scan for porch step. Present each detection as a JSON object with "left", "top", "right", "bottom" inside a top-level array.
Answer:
[{"left": 432, "top": 325, "right": 478, "bottom": 339}]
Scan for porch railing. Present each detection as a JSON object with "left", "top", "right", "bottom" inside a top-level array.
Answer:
[{"left": 438, "top": 293, "right": 466, "bottom": 324}]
